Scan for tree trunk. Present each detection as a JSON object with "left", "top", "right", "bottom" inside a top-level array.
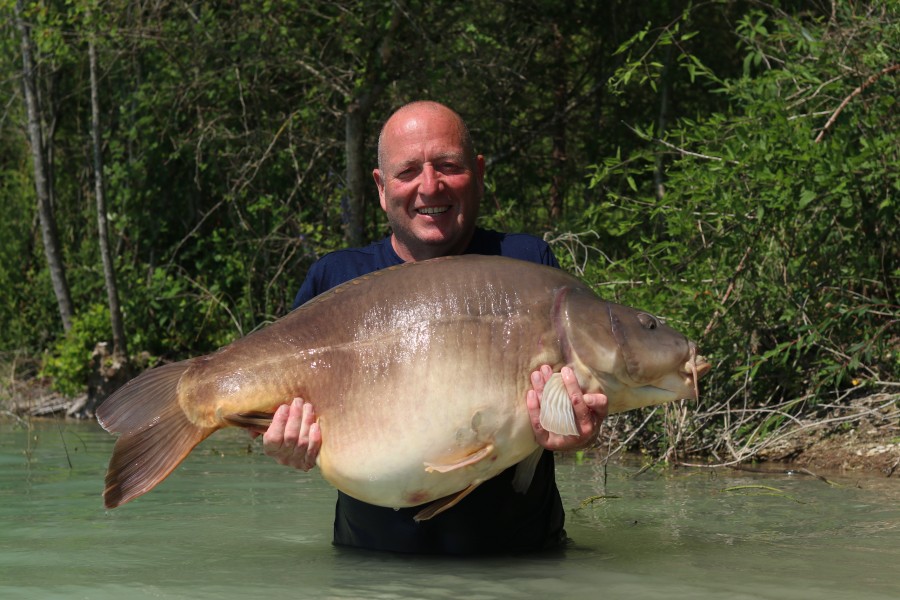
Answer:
[
  {"left": 89, "top": 27, "right": 128, "bottom": 360},
  {"left": 654, "top": 43, "right": 674, "bottom": 203},
  {"left": 549, "top": 23, "right": 568, "bottom": 222},
  {"left": 15, "top": 0, "right": 74, "bottom": 332},
  {"left": 344, "top": 100, "right": 370, "bottom": 248},
  {"left": 341, "top": 4, "right": 403, "bottom": 247}
]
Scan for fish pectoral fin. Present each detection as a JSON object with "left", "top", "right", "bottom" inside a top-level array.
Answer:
[
  {"left": 223, "top": 411, "right": 275, "bottom": 435},
  {"left": 414, "top": 482, "right": 483, "bottom": 522},
  {"left": 511, "top": 447, "right": 543, "bottom": 494},
  {"left": 424, "top": 443, "right": 495, "bottom": 474},
  {"left": 539, "top": 373, "right": 580, "bottom": 436}
]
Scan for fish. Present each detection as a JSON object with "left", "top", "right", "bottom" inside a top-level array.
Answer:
[{"left": 97, "top": 254, "right": 710, "bottom": 519}]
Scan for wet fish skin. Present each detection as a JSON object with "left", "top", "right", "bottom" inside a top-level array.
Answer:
[{"left": 97, "top": 255, "right": 710, "bottom": 515}]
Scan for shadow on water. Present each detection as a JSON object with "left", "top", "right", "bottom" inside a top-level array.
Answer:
[{"left": 1, "top": 419, "right": 898, "bottom": 599}]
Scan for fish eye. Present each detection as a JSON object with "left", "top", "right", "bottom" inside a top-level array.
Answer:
[{"left": 638, "top": 313, "right": 658, "bottom": 330}]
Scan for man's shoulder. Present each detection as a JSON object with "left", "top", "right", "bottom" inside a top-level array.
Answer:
[
  {"left": 312, "top": 241, "right": 389, "bottom": 272},
  {"left": 294, "top": 237, "right": 398, "bottom": 308},
  {"left": 471, "top": 228, "right": 558, "bottom": 267},
  {"left": 498, "top": 231, "right": 552, "bottom": 251}
]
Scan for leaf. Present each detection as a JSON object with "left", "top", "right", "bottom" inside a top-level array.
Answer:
[{"left": 798, "top": 189, "right": 816, "bottom": 208}]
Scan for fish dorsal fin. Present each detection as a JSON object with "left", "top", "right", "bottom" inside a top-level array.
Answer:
[
  {"left": 538, "top": 373, "right": 579, "bottom": 436},
  {"left": 511, "top": 446, "right": 544, "bottom": 494},
  {"left": 414, "top": 481, "right": 482, "bottom": 522}
]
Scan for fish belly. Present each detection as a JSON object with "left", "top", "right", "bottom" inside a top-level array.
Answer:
[{"left": 310, "top": 317, "right": 542, "bottom": 508}]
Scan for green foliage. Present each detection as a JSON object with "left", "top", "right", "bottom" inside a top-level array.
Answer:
[
  {"left": 582, "top": 1, "right": 898, "bottom": 446},
  {"left": 40, "top": 303, "right": 111, "bottom": 396}
]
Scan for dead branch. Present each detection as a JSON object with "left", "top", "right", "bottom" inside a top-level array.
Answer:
[{"left": 815, "top": 63, "right": 900, "bottom": 143}]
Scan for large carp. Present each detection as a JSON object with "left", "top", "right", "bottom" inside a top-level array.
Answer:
[{"left": 98, "top": 255, "right": 710, "bottom": 519}]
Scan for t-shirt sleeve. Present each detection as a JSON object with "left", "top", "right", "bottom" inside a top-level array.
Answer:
[
  {"left": 540, "top": 243, "right": 561, "bottom": 268},
  {"left": 290, "top": 241, "right": 393, "bottom": 311},
  {"left": 498, "top": 232, "right": 560, "bottom": 269}
]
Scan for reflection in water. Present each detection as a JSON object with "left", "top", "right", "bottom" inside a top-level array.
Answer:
[{"left": 1, "top": 419, "right": 898, "bottom": 599}]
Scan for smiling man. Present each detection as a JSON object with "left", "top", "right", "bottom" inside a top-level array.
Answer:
[
  {"left": 263, "top": 101, "right": 608, "bottom": 554},
  {"left": 373, "top": 102, "right": 483, "bottom": 261}
]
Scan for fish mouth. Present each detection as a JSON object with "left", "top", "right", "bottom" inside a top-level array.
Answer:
[
  {"left": 416, "top": 206, "right": 451, "bottom": 216},
  {"left": 682, "top": 344, "right": 712, "bottom": 399}
]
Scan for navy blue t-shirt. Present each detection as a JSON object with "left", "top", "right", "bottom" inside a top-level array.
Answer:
[{"left": 292, "top": 228, "right": 566, "bottom": 554}]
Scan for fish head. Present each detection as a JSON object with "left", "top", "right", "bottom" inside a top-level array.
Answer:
[{"left": 557, "top": 287, "right": 711, "bottom": 412}]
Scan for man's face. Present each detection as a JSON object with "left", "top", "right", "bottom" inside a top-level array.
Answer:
[{"left": 374, "top": 106, "right": 484, "bottom": 261}]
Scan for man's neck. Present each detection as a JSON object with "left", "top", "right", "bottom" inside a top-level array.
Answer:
[{"left": 390, "top": 230, "right": 477, "bottom": 262}]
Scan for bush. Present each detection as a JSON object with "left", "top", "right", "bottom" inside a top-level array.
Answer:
[
  {"left": 40, "top": 303, "right": 112, "bottom": 397},
  {"left": 569, "top": 3, "right": 898, "bottom": 458}
]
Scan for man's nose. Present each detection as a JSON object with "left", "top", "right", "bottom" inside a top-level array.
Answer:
[{"left": 419, "top": 164, "right": 441, "bottom": 196}]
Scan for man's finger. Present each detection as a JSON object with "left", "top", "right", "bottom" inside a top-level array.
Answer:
[
  {"left": 282, "top": 398, "right": 305, "bottom": 447},
  {"left": 264, "top": 403, "right": 289, "bottom": 448},
  {"left": 530, "top": 370, "right": 544, "bottom": 396},
  {"left": 306, "top": 422, "right": 322, "bottom": 469}
]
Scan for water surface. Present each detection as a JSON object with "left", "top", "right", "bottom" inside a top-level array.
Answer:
[{"left": 2, "top": 419, "right": 898, "bottom": 599}]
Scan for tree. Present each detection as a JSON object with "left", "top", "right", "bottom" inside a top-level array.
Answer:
[
  {"left": 14, "top": 0, "right": 74, "bottom": 332},
  {"left": 87, "top": 7, "right": 127, "bottom": 361}
]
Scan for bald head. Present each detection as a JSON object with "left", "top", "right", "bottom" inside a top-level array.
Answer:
[{"left": 377, "top": 101, "right": 477, "bottom": 173}]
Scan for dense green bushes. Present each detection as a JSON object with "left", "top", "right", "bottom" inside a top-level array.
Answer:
[{"left": 570, "top": 5, "right": 898, "bottom": 457}]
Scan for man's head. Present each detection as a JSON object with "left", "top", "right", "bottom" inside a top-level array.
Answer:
[{"left": 374, "top": 101, "right": 485, "bottom": 262}]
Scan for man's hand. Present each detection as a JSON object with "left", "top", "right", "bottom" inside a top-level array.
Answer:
[
  {"left": 255, "top": 397, "right": 321, "bottom": 471},
  {"left": 526, "top": 365, "right": 608, "bottom": 451}
]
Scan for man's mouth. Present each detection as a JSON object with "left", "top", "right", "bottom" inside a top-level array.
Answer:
[{"left": 417, "top": 206, "right": 450, "bottom": 216}]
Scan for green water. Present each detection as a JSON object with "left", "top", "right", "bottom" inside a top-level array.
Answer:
[{"left": 2, "top": 419, "right": 898, "bottom": 599}]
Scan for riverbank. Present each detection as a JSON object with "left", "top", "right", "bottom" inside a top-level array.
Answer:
[{"left": 751, "top": 392, "right": 899, "bottom": 476}]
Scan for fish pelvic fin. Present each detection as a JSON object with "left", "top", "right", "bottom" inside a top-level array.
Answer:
[
  {"left": 538, "top": 373, "right": 579, "bottom": 436},
  {"left": 96, "top": 361, "right": 216, "bottom": 509},
  {"left": 223, "top": 411, "right": 275, "bottom": 435},
  {"left": 424, "top": 443, "right": 495, "bottom": 474},
  {"left": 414, "top": 481, "right": 483, "bottom": 522}
]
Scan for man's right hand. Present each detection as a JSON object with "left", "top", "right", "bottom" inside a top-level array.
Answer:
[{"left": 260, "top": 397, "right": 321, "bottom": 471}]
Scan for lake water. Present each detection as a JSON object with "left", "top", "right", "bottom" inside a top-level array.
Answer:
[{"left": 2, "top": 419, "right": 898, "bottom": 599}]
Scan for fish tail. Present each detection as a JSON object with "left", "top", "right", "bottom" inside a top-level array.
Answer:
[{"left": 96, "top": 360, "right": 216, "bottom": 509}]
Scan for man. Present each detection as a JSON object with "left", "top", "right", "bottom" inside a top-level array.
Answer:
[{"left": 262, "top": 101, "right": 608, "bottom": 554}]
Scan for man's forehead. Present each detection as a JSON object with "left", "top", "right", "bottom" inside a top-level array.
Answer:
[
  {"left": 390, "top": 113, "right": 461, "bottom": 140},
  {"left": 378, "top": 105, "right": 473, "bottom": 170},
  {"left": 383, "top": 125, "right": 467, "bottom": 165}
]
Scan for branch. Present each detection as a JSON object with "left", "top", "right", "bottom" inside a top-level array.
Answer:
[
  {"left": 815, "top": 63, "right": 900, "bottom": 143},
  {"left": 702, "top": 243, "right": 753, "bottom": 337},
  {"left": 622, "top": 121, "right": 741, "bottom": 165}
]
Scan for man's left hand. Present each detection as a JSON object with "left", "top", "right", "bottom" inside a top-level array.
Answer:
[{"left": 526, "top": 365, "right": 608, "bottom": 451}]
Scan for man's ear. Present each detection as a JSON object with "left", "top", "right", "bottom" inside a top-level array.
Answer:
[{"left": 373, "top": 168, "right": 387, "bottom": 211}]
